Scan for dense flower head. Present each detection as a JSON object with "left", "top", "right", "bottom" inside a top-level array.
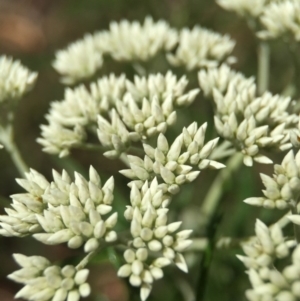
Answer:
[
  {"left": 38, "top": 72, "right": 199, "bottom": 158},
  {"left": 167, "top": 26, "right": 235, "bottom": 70},
  {"left": 198, "top": 64, "right": 254, "bottom": 97},
  {"left": 258, "top": 0, "right": 300, "bottom": 41},
  {"left": 0, "top": 167, "right": 117, "bottom": 252},
  {"left": 101, "top": 16, "right": 178, "bottom": 61},
  {"left": 118, "top": 178, "right": 192, "bottom": 301},
  {"left": 53, "top": 34, "right": 103, "bottom": 84},
  {"left": 0, "top": 55, "right": 37, "bottom": 103},
  {"left": 244, "top": 150, "right": 300, "bottom": 209},
  {"left": 238, "top": 219, "right": 295, "bottom": 270},
  {"left": 9, "top": 254, "right": 90, "bottom": 301},
  {"left": 217, "top": 0, "right": 268, "bottom": 18},
  {"left": 53, "top": 17, "right": 178, "bottom": 84},
  {"left": 120, "top": 122, "right": 225, "bottom": 193},
  {"left": 199, "top": 65, "right": 296, "bottom": 166},
  {"left": 244, "top": 245, "right": 300, "bottom": 301}
]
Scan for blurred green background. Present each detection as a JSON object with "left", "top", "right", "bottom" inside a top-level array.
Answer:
[{"left": 0, "top": 0, "right": 294, "bottom": 300}]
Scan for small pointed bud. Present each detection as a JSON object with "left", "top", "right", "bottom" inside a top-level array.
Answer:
[{"left": 118, "top": 264, "right": 132, "bottom": 278}]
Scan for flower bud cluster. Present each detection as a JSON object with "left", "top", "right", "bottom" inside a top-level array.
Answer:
[
  {"left": 244, "top": 245, "right": 300, "bottom": 301},
  {"left": 53, "top": 34, "right": 103, "bottom": 84},
  {"left": 201, "top": 70, "right": 295, "bottom": 165},
  {"left": 167, "top": 26, "right": 236, "bottom": 70},
  {"left": 118, "top": 178, "right": 192, "bottom": 301},
  {"left": 97, "top": 109, "right": 139, "bottom": 159},
  {"left": 215, "top": 113, "right": 288, "bottom": 166},
  {"left": 0, "top": 55, "right": 37, "bottom": 103},
  {"left": 53, "top": 17, "right": 177, "bottom": 84},
  {"left": 0, "top": 168, "right": 53, "bottom": 237},
  {"left": 125, "top": 72, "right": 200, "bottom": 107},
  {"left": 9, "top": 254, "right": 90, "bottom": 301},
  {"left": 38, "top": 74, "right": 126, "bottom": 157},
  {"left": 0, "top": 166, "right": 117, "bottom": 252},
  {"left": 258, "top": 0, "right": 300, "bottom": 41},
  {"left": 238, "top": 219, "right": 295, "bottom": 271},
  {"left": 38, "top": 123, "right": 86, "bottom": 158},
  {"left": 120, "top": 122, "right": 225, "bottom": 193},
  {"left": 39, "top": 72, "right": 199, "bottom": 158},
  {"left": 217, "top": 0, "right": 267, "bottom": 18},
  {"left": 198, "top": 64, "right": 254, "bottom": 98},
  {"left": 244, "top": 150, "right": 300, "bottom": 209},
  {"left": 100, "top": 17, "right": 178, "bottom": 61},
  {"left": 116, "top": 94, "right": 176, "bottom": 140}
]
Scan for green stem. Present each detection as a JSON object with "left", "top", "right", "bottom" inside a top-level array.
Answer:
[
  {"left": 200, "top": 152, "right": 243, "bottom": 227},
  {"left": 75, "top": 237, "right": 125, "bottom": 270},
  {"left": 75, "top": 251, "right": 96, "bottom": 270},
  {"left": 0, "top": 124, "right": 28, "bottom": 176},
  {"left": 286, "top": 41, "right": 300, "bottom": 98},
  {"left": 257, "top": 41, "right": 270, "bottom": 95},
  {"left": 291, "top": 201, "right": 300, "bottom": 244},
  {"left": 132, "top": 62, "right": 147, "bottom": 76},
  {"left": 76, "top": 143, "right": 107, "bottom": 151},
  {"left": 119, "top": 153, "right": 130, "bottom": 167}
]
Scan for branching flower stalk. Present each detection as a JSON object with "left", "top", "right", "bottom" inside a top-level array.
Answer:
[
  {"left": 2, "top": 8, "right": 300, "bottom": 301},
  {"left": 0, "top": 122, "right": 28, "bottom": 176}
]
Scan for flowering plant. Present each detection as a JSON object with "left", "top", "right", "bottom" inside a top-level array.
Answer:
[{"left": 2, "top": 1, "right": 300, "bottom": 300}]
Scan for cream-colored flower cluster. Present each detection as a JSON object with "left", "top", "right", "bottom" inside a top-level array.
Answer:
[
  {"left": 258, "top": 0, "right": 300, "bottom": 41},
  {"left": 53, "top": 17, "right": 236, "bottom": 84},
  {"left": 238, "top": 220, "right": 295, "bottom": 270},
  {"left": 217, "top": 0, "right": 268, "bottom": 18},
  {"left": 0, "top": 167, "right": 117, "bottom": 252},
  {"left": 199, "top": 65, "right": 296, "bottom": 166},
  {"left": 38, "top": 72, "right": 199, "bottom": 158},
  {"left": 38, "top": 74, "right": 126, "bottom": 157},
  {"left": 238, "top": 220, "right": 298, "bottom": 301},
  {"left": 120, "top": 122, "right": 225, "bottom": 193},
  {"left": 53, "top": 34, "right": 104, "bottom": 84},
  {"left": 167, "top": 26, "right": 235, "bottom": 70},
  {"left": 100, "top": 17, "right": 178, "bottom": 61},
  {"left": 53, "top": 17, "right": 177, "bottom": 84},
  {"left": 245, "top": 245, "right": 300, "bottom": 301},
  {"left": 244, "top": 150, "right": 300, "bottom": 209},
  {"left": 198, "top": 63, "right": 254, "bottom": 97},
  {"left": 9, "top": 254, "right": 90, "bottom": 301},
  {"left": 0, "top": 55, "right": 37, "bottom": 103},
  {"left": 118, "top": 179, "right": 192, "bottom": 301}
]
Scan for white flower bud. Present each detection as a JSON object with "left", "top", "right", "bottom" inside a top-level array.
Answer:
[
  {"left": 94, "top": 220, "right": 106, "bottom": 239},
  {"left": 140, "top": 228, "right": 153, "bottom": 241},
  {"left": 84, "top": 238, "right": 99, "bottom": 252},
  {"left": 129, "top": 274, "right": 142, "bottom": 287},
  {"left": 149, "top": 267, "right": 163, "bottom": 282},
  {"left": 97, "top": 204, "right": 112, "bottom": 215},
  {"left": 67, "top": 290, "right": 80, "bottom": 301},
  {"left": 140, "top": 283, "right": 152, "bottom": 301},
  {"left": 79, "top": 222, "right": 93, "bottom": 237},
  {"left": 141, "top": 270, "right": 153, "bottom": 284},
  {"left": 174, "top": 239, "right": 192, "bottom": 252},
  {"left": 79, "top": 283, "right": 91, "bottom": 297},
  {"left": 105, "top": 212, "right": 118, "bottom": 228},
  {"left": 105, "top": 231, "right": 117, "bottom": 242},
  {"left": 133, "top": 237, "right": 146, "bottom": 248},
  {"left": 132, "top": 260, "right": 144, "bottom": 275},
  {"left": 124, "top": 249, "right": 136, "bottom": 263},
  {"left": 136, "top": 248, "right": 148, "bottom": 261},
  {"left": 148, "top": 240, "right": 162, "bottom": 251},
  {"left": 118, "top": 264, "right": 132, "bottom": 278},
  {"left": 174, "top": 253, "right": 188, "bottom": 273},
  {"left": 74, "top": 269, "right": 89, "bottom": 285}
]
